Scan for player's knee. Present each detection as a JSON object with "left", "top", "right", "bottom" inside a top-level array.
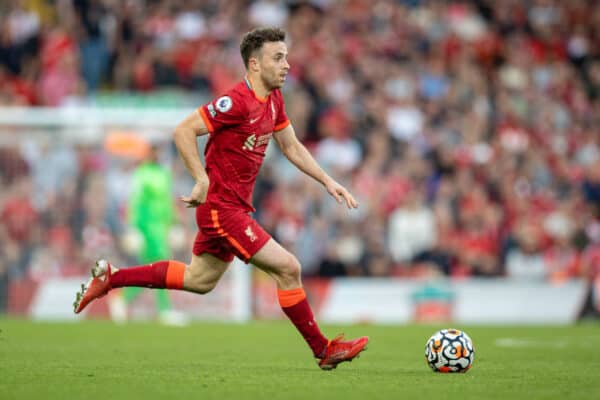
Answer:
[
  {"left": 185, "top": 276, "right": 217, "bottom": 294},
  {"left": 184, "top": 265, "right": 218, "bottom": 294},
  {"left": 280, "top": 254, "right": 301, "bottom": 283},
  {"left": 194, "top": 281, "right": 217, "bottom": 295}
]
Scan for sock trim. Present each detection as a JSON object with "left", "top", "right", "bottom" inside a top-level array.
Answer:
[
  {"left": 277, "top": 287, "right": 306, "bottom": 308},
  {"left": 165, "top": 261, "right": 186, "bottom": 289}
]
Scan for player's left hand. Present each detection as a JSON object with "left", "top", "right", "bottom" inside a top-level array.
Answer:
[
  {"left": 180, "top": 179, "right": 209, "bottom": 208},
  {"left": 325, "top": 179, "right": 359, "bottom": 209}
]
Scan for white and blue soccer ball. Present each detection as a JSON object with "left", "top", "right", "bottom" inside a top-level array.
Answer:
[{"left": 425, "top": 328, "right": 474, "bottom": 373}]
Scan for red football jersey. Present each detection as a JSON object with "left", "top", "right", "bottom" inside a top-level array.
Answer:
[{"left": 198, "top": 78, "right": 290, "bottom": 212}]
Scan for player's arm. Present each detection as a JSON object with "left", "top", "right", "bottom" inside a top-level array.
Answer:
[
  {"left": 273, "top": 123, "right": 358, "bottom": 209},
  {"left": 173, "top": 111, "right": 210, "bottom": 208}
]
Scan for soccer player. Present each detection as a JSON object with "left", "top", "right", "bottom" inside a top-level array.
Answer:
[
  {"left": 73, "top": 27, "right": 368, "bottom": 370},
  {"left": 122, "top": 145, "right": 188, "bottom": 325}
]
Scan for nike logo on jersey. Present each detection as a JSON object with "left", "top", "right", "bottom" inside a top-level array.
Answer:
[{"left": 249, "top": 116, "right": 260, "bottom": 124}]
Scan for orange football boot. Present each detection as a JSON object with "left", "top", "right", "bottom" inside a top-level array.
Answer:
[
  {"left": 73, "top": 259, "right": 113, "bottom": 314},
  {"left": 318, "top": 334, "right": 369, "bottom": 370}
]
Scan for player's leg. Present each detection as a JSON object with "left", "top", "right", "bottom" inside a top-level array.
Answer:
[
  {"left": 74, "top": 252, "right": 231, "bottom": 314},
  {"left": 142, "top": 229, "right": 176, "bottom": 319},
  {"left": 250, "top": 238, "right": 302, "bottom": 289},
  {"left": 182, "top": 252, "right": 231, "bottom": 293},
  {"left": 250, "top": 238, "right": 369, "bottom": 370},
  {"left": 74, "top": 214, "right": 234, "bottom": 314},
  {"left": 119, "top": 228, "right": 172, "bottom": 317},
  {"left": 207, "top": 206, "right": 368, "bottom": 369},
  {"left": 250, "top": 238, "right": 328, "bottom": 354}
]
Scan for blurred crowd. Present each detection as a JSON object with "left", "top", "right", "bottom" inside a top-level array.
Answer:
[{"left": 2, "top": 0, "right": 600, "bottom": 312}]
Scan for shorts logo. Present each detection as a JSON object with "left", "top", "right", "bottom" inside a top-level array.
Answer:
[
  {"left": 245, "top": 226, "right": 257, "bottom": 242},
  {"left": 215, "top": 96, "right": 232, "bottom": 112},
  {"left": 207, "top": 103, "right": 216, "bottom": 118}
]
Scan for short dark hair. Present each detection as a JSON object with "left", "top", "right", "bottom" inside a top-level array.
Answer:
[{"left": 240, "top": 27, "right": 286, "bottom": 68}]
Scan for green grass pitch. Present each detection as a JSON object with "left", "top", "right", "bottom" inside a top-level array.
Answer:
[{"left": 1, "top": 319, "right": 598, "bottom": 399}]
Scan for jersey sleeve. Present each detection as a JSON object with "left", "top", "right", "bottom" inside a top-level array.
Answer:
[
  {"left": 273, "top": 90, "right": 290, "bottom": 132},
  {"left": 198, "top": 91, "right": 247, "bottom": 134}
]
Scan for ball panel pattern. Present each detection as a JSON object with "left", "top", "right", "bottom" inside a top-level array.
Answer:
[{"left": 425, "top": 329, "right": 474, "bottom": 373}]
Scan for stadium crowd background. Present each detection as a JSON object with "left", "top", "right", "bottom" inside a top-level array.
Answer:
[{"left": 1, "top": 0, "right": 600, "bottom": 312}]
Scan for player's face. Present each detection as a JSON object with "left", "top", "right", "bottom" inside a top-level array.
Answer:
[{"left": 257, "top": 41, "right": 290, "bottom": 90}]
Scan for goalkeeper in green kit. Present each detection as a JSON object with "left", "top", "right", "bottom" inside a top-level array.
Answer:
[{"left": 119, "top": 144, "right": 188, "bottom": 326}]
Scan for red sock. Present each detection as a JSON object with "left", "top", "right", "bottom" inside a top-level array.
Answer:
[
  {"left": 278, "top": 287, "right": 328, "bottom": 357},
  {"left": 110, "top": 260, "right": 186, "bottom": 290}
]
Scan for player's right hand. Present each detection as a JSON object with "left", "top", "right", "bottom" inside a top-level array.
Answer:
[{"left": 180, "top": 179, "right": 209, "bottom": 208}]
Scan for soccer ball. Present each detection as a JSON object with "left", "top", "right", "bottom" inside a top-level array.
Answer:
[{"left": 425, "top": 328, "right": 474, "bottom": 373}]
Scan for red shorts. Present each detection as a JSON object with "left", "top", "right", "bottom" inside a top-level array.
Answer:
[{"left": 193, "top": 203, "right": 271, "bottom": 263}]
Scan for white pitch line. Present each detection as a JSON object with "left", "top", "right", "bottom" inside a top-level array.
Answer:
[{"left": 494, "top": 338, "right": 596, "bottom": 349}]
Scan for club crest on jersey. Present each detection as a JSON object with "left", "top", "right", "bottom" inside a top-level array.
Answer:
[
  {"left": 215, "top": 96, "right": 232, "bottom": 112},
  {"left": 245, "top": 226, "right": 257, "bottom": 242}
]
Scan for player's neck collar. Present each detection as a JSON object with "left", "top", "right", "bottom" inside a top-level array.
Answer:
[{"left": 244, "top": 76, "right": 269, "bottom": 103}]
